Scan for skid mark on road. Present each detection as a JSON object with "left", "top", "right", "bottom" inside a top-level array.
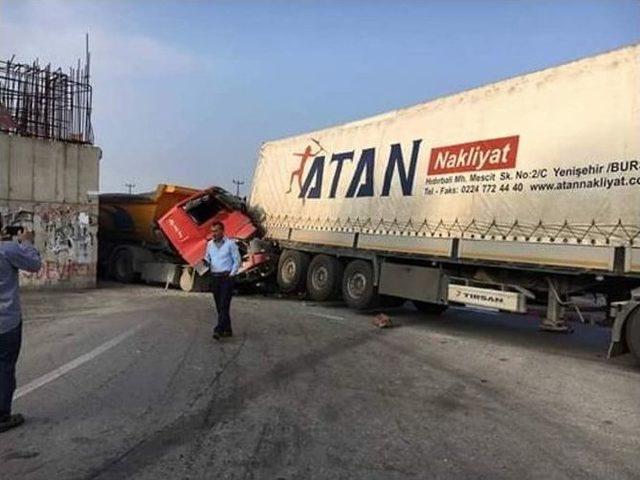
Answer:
[
  {"left": 80, "top": 315, "right": 630, "bottom": 480},
  {"left": 82, "top": 333, "right": 249, "bottom": 480},
  {"left": 81, "top": 330, "right": 378, "bottom": 480},
  {"left": 15, "top": 323, "right": 147, "bottom": 400},
  {"left": 310, "top": 312, "right": 345, "bottom": 321}
]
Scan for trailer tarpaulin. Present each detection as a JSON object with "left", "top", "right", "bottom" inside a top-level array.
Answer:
[{"left": 250, "top": 45, "right": 640, "bottom": 251}]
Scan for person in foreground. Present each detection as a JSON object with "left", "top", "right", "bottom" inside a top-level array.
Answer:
[
  {"left": 0, "top": 222, "right": 41, "bottom": 433},
  {"left": 206, "top": 221, "right": 241, "bottom": 340}
]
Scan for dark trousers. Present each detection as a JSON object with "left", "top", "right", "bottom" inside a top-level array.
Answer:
[
  {"left": 0, "top": 322, "right": 22, "bottom": 418},
  {"left": 211, "top": 274, "right": 234, "bottom": 333}
]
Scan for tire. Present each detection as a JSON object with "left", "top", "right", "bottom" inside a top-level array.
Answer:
[
  {"left": 306, "top": 255, "right": 344, "bottom": 301},
  {"left": 277, "top": 250, "right": 310, "bottom": 294},
  {"left": 110, "top": 248, "right": 135, "bottom": 283},
  {"left": 342, "top": 259, "right": 378, "bottom": 310},
  {"left": 625, "top": 308, "right": 640, "bottom": 364},
  {"left": 413, "top": 300, "right": 448, "bottom": 315}
]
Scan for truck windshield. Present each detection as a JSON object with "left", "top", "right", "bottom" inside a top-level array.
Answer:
[{"left": 183, "top": 194, "right": 223, "bottom": 225}]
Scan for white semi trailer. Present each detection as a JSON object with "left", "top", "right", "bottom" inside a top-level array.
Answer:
[{"left": 249, "top": 44, "right": 640, "bottom": 363}]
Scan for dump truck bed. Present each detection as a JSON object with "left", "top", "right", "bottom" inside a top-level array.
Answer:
[{"left": 99, "top": 184, "right": 199, "bottom": 246}]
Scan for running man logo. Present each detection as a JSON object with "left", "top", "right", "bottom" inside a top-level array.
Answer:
[
  {"left": 287, "top": 138, "right": 423, "bottom": 200},
  {"left": 287, "top": 138, "right": 325, "bottom": 194}
]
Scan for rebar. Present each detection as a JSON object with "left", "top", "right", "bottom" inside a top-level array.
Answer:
[{"left": 0, "top": 44, "right": 93, "bottom": 144}]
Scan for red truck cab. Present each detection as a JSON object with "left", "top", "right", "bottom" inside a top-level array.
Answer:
[{"left": 157, "top": 187, "right": 275, "bottom": 282}]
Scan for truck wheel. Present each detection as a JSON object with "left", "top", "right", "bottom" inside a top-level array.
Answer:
[
  {"left": 413, "top": 301, "right": 448, "bottom": 315},
  {"left": 277, "top": 250, "right": 310, "bottom": 294},
  {"left": 625, "top": 308, "right": 640, "bottom": 363},
  {"left": 307, "top": 255, "right": 343, "bottom": 301},
  {"left": 110, "top": 248, "right": 135, "bottom": 283},
  {"left": 342, "top": 259, "right": 378, "bottom": 310}
]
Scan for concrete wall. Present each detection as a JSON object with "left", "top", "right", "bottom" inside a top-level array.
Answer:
[{"left": 0, "top": 132, "right": 101, "bottom": 289}]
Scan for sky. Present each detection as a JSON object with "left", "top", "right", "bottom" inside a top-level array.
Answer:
[{"left": 1, "top": 0, "right": 639, "bottom": 195}]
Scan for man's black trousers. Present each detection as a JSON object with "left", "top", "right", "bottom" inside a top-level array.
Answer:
[
  {"left": 211, "top": 274, "right": 234, "bottom": 333},
  {"left": 0, "top": 322, "right": 22, "bottom": 418}
]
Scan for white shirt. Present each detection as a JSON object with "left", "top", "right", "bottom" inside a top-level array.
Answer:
[{"left": 205, "top": 237, "right": 241, "bottom": 275}]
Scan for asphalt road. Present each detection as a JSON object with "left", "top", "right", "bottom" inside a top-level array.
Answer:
[{"left": 1, "top": 283, "right": 639, "bottom": 480}]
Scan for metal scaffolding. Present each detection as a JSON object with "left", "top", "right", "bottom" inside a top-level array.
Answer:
[{"left": 0, "top": 42, "right": 93, "bottom": 144}]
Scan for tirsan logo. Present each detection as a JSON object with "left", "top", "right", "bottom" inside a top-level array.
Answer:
[
  {"left": 456, "top": 290, "right": 505, "bottom": 305},
  {"left": 428, "top": 136, "right": 519, "bottom": 176},
  {"left": 288, "top": 138, "right": 422, "bottom": 199}
]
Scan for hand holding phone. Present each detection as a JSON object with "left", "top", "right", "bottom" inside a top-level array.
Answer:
[{"left": 17, "top": 230, "right": 35, "bottom": 243}]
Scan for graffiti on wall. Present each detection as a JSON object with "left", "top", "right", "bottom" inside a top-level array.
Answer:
[
  {"left": 1, "top": 203, "right": 97, "bottom": 285},
  {"left": 20, "top": 259, "right": 97, "bottom": 281},
  {"left": 1, "top": 209, "right": 34, "bottom": 229},
  {"left": 40, "top": 207, "right": 93, "bottom": 264}
]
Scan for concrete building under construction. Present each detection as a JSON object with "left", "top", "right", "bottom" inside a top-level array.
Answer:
[{"left": 0, "top": 55, "right": 101, "bottom": 289}]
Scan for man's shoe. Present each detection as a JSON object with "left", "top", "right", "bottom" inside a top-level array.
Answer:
[
  {"left": 0, "top": 414, "right": 24, "bottom": 433},
  {"left": 212, "top": 331, "right": 221, "bottom": 340},
  {"left": 220, "top": 330, "right": 233, "bottom": 338}
]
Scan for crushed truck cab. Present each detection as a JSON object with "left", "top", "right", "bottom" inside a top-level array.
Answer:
[{"left": 158, "top": 187, "right": 276, "bottom": 283}]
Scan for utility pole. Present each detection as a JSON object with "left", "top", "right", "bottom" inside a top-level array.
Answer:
[
  {"left": 124, "top": 183, "right": 136, "bottom": 194},
  {"left": 232, "top": 179, "right": 245, "bottom": 197}
]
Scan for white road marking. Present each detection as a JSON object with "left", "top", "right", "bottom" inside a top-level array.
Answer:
[
  {"left": 311, "top": 312, "right": 345, "bottom": 321},
  {"left": 15, "top": 323, "right": 145, "bottom": 400}
]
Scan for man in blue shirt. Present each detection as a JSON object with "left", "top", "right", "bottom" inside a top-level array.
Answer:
[
  {"left": 0, "top": 222, "right": 41, "bottom": 433},
  {"left": 205, "top": 221, "right": 241, "bottom": 340}
]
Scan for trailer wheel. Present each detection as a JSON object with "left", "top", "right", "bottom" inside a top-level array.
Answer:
[
  {"left": 413, "top": 301, "right": 448, "bottom": 315},
  {"left": 625, "top": 308, "right": 640, "bottom": 363},
  {"left": 307, "top": 255, "right": 343, "bottom": 301},
  {"left": 277, "top": 250, "right": 310, "bottom": 293},
  {"left": 342, "top": 259, "right": 378, "bottom": 310},
  {"left": 110, "top": 248, "right": 135, "bottom": 283}
]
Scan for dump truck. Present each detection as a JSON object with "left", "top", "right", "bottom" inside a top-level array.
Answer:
[
  {"left": 99, "top": 184, "right": 199, "bottom": 289},
  {"left": 100, "top": 184, "right": 273, "bottom": 291},
  {"left": 160, "top": 44, "right": 640, "bottom": 363}
]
